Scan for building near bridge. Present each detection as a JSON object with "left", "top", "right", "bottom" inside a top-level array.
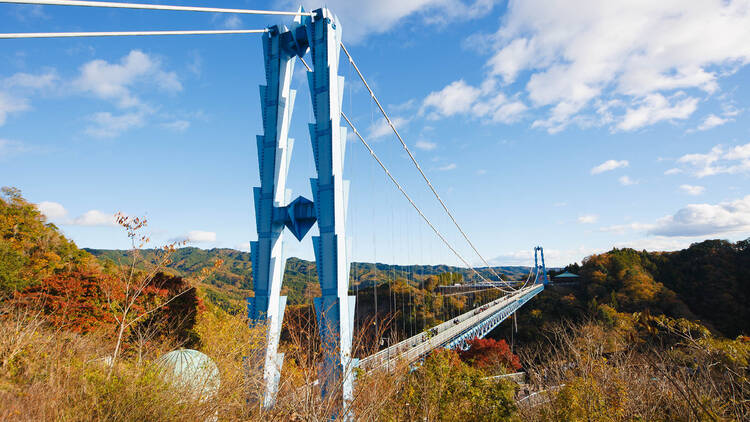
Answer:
[{"left": 553, "top": 271, "right": 580, "bottom": 282}]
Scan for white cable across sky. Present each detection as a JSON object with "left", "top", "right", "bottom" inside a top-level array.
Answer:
[
  {"left": 339, "top": 42, "right": 513, "bottom": 287},
  {"left": 0, "top": 29, "right": 267, "bottom": 38},
  {"left": 297, "top": 56, "right": 516, "bottom": 291},
  {"left": 0, "top": 0, "right": 314, "bottom": 16}
]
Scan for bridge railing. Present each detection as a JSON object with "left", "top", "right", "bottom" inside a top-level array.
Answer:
[{"left": 360, "top": 283, "right": 544, "bottom": 372}]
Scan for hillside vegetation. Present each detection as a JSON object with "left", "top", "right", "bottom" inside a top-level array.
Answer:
[{"left": 2, "top": 186, "right": 749, "bottom": 420}]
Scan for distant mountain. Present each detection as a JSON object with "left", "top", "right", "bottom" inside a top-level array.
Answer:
[{"left": 85, "top": 247, "right": 531, "bottom": 307}]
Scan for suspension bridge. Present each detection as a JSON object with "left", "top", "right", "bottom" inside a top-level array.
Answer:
[{"left": 2, "top": 1, "right": 552, "bottom": 417}]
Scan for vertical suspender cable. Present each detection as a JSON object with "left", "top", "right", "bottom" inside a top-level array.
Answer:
[{"left": 339, "top": 43, "right": 514, "bottom": 289}]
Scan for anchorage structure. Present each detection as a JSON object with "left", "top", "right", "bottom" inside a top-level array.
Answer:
[{"left": 247, "top": 8, "right": 355, "bottom": 408}]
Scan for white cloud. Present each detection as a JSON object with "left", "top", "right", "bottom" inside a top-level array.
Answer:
[
  {"left": 221, "top": 15, "right": 242, "bottom": 29},
  {"left": 161, "top": 119, "right": 190, "bottom": 132},
  {"left": 36, "top": 201, "right": 67, "bottom": 219},
  {"left": 617, "top": 93, "right": 698, "bottom": 131},
  {"left": 420, "top": 79, "right": 526, "bottom": 123},
  {"left": 367, "top": 116, "right": 409, "bottom": 140},
  {"left": 0, "top": 92, "right": 30, "bottom": 126},
  {"left": 618, "top": 175, "right": 637, "bottom": 186},
  {"left": 470, "top": 0, "right": 750, "bottom": 132},
  {"left": 613, "top": 236, "right": 693, "bottom": 252},
  {"left": 675, "top": 142, "right": 750, "bottom": 177},
  {"left": 649, "top": 195, "right": 750, "bottom": 237},
  {"left": 696, "top": 114, "right": 730, "bottom": 131},
  {"left": 85, "top": 111, "right": 145, "bottom": 138},
  {"left": 422, "top": 80, "right": 481, "bottom": 118},
  {"left": 679, "top": 184, "right": 705, "bottom": 195},
  {"left": 578, "top": 214, "right": 598, "bottom": 224},
  {"left": 284, "top": 0, "right": 500, "bottom": 43},
  {"left": 0, "top": 71, "right": 60, "bottom": 126},
  {"left": 74, "top": 50, "right": 181, "bottom": 109},
  {"left": 71, "top": 210, "right": 117, "bottom": 226},
  {"left": 600, "top": 222, "right": 654, "bottom": 234},
  {"left": 591, "top": 159, "right": 629, "bottom": 174},
  {"left": 437, "top": 163, "right": 456, "bottom": 171},
  {"left": 664, "top": 168, "right": 682, "bottom": 175},
  {"left": 415, "top": 140, "right": 436, "bottom": 150},
  {"left": 186, "top": 230, "right": 216, "bottom": 243},
  {"left": 3, "top": 71, "right": 58, "bottom": 90},
  {"left": 235, "top": 241, "right": 251, "bottom": 251}
]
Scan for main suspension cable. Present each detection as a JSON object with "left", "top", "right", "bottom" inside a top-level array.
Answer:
[
  {"left": 0, "top": 0, "right": 314, "bottom": 16},
  {"left": 298, "top": 56, "right": 515, "bottom": 292},
  {"left": 339, "top": 42, "right": 511, "bottom": 286},
  {"left": 341, "top": 112, "right": 522, "bottom": 293},
  {"left": 0, "top": 29, "right": 267, "bottom": 38}
]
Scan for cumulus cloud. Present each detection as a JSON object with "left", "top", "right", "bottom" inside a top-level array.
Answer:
[
  {"left": 282, "top": 0, "right": 500, "bottom": 42},
  {"left": 186, "top": 230, "right": 217, "bottom": 243},
  {"left": 695, "top": 114, "right": 730, "bottom": 131},
  {"left": 578, "top": 214, "right": 598, "bottom": 224},
  {"left": 0, "top": 92, "right": 29, "bottom": 126},
  {"left": 36, "top": 201, "right": 67, "bottom": 219},
  {"left": 71, "top": 210, "right": 117, "bottom": 226},
  {"left": 85, "top": 111, "right": 146, "bottom": 139},
  {"left": 74, "top": 50, "right": 181, "bottom": 109},
  {"left": 420, "top": 79, "right": 526, "bottom": 124},
  {"left": 460, "top": 0, "right": 750, "bottom": 132},
  {"left": 649, "top": 195, "right": 750, "bottom": 237},
  {"left": 600, "top": 222, "right": 655, "bottom": 234},
  {"left": 679, "top": 184, "right": 705, "bottom": 195},
  {"left": 367, "top": 116, "right": 409, "bottom": 140},
  {"left": 591, "top": 159, "right": 629, "bottom": 174},
  {"left": 617, "top": 93, "right": 698, "bottom": 131},
  {"left": 0, "top": 71, "right": 60, "bottom": 126},
  {"left": 675, "top": 142, "right": 750, "bottom": 177}
]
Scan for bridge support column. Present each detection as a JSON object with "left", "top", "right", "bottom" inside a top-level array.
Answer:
[
  {"left": 305, "top": 8, "right": 357, "bottom": 410},
  {"left": 248, "top": 20, "right": 306, "bottom": 409}
]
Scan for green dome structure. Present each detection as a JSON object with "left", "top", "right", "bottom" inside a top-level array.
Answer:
[{"left": 156, "top": 349, "right": 220, "bottom": 402}]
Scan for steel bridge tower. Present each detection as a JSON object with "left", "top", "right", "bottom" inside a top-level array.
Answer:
[
  {"left": 534, "top": 246, "right": 549, "bottom": 285},
  {"left": 247, "top": 7, "right": 355, "bottom": 410}
]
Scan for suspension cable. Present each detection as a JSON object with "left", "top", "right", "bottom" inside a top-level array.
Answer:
[
  {"left": 0, "top": 0, "right": 314, "bottom": 16},
  {"left": 339, "top": 42, "right": 510, "bottom": 286},
  {"left": 341, "top": 112, "right": 522, "bottom": 293},
  {"left": 298, "top": 56, "right": 515, "bottom": 292},
  {"left": 0, "top": 29, "right": 267, "bottom": 38}
]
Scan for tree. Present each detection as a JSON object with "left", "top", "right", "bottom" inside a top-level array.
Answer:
[
  {"left": 103, "top": 213, "right": 218, "bottom": 376},
  {"left": 459, "top": 337, "right": 522, "bottom": 373},
  {"left": 387, "top": 348, "right": 517, "bottom": 421}
]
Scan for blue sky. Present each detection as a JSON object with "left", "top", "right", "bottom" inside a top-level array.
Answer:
[{"left": 1, "top": 0, "right": 749, "bottom": 267}]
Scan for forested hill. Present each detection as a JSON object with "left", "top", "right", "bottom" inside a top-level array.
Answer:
[
  {"left": 85, "top": 247, "right": 531, "bottom": 306},
  {"left": 497, "top": 238, "right": 750, "bottom": 342}
]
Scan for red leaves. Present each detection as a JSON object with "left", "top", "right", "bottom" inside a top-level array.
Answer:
[
  {"left": 17, "top": 269, "right": 117, "bottom": 334},
  {"left": 458, "top": 337, "right": 522, "bottom": 372}
]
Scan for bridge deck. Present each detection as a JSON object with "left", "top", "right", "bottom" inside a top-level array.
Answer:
[{"left": 360, "top": 283, "right": 544, "bottom": 371}]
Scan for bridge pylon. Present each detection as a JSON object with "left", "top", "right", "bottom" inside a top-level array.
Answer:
[
  {"left": 534, "top": 246, "right": 549, "bottom": 285},
  {"left": 247, "top": 7, "right": 355, "bottom": 413}
]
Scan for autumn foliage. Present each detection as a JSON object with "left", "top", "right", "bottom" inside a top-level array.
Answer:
[{"left": 458, "top": 337, "right": 522, "bottom": 372}]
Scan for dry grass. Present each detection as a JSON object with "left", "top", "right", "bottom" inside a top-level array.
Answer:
[{"left": 0, "top": 300, "right": 406, "bottom": 421}]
